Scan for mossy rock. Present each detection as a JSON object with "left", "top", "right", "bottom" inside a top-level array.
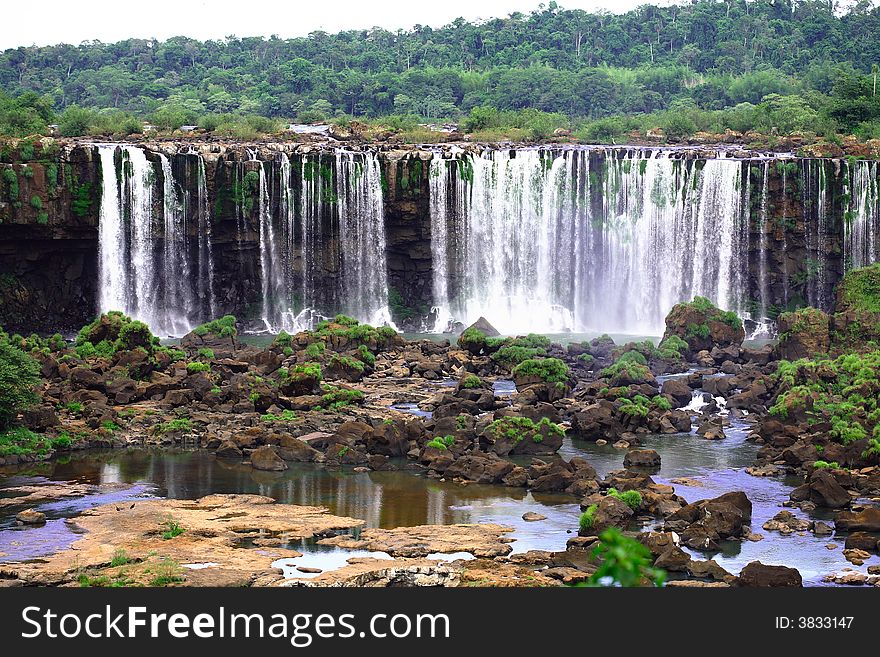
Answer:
[
  {"left": 775, "top": 307, "right": 830, "bottom": 360},
  {"left": 831, "top": 264, "right": 880, "bottom": 351},
  {"left": 662, "top": 296, "right": 744, "bottom": 353}
]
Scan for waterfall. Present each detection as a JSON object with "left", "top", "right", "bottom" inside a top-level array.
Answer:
[
  {"left": 335, "top": 151, "right": 395, "bottom": 327},
  {"left": 431, "top": 148, "right": 751, "bottom": 335},
  {"left": 802, "top": 159, "right": 830, "bottom": 309},
  {"left": 195, "top": 155, "right": 216, "bottom": 319},
  {"left": 96, "top": 144, "right": 207, "bottom": 337},
  {"left": 845, "top": 159, "right": 879, "bottom": 270},
  {"left": 256, "top": 160, "right": 284, "bottom": 331},
  {"left": 158, "top": 154, "right": 195, "bottom": 336},
  {"left": 429, "top": 158, "right": 452, "bottom": 332},
  {"left": 97, "top": 146, "right": 127, "bottom": 314}
]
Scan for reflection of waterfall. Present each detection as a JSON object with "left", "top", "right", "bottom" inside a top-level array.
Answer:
[
  {"left": 96, "top": 144, "right": 211, "bottom": 337},
  {"left": 430, "top": 148, "right": 750, "bottom": 335},
  {"left": 844, "top": 159, "right": 879, "bottom": 270}
]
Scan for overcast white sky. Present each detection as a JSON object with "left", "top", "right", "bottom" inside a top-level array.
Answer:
[{"left": 1, "top": 0, "right": 651, "bottom": 50}]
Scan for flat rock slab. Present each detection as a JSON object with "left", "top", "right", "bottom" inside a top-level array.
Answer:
[
  {"left": 317, "top": 523, "right": 515, "bottom": 558},
  {"left": 5, "top": 494, "right": 363, "bottom": 586}
]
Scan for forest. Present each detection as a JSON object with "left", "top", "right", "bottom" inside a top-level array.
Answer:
[{"left": 1, "top": 0, "right": 880, "bottom": 141}]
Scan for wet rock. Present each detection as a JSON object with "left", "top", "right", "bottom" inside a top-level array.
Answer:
[
  {"left": 623, "top": 449, "right": 660, "bottom": 469},
  {"left": 215, "top": 441, "right": 243, "bottom": 459},
  {"left": 318, "top": 523, "right": 514, "bottom": 558},
  {"left": 661, "top": 378, "right": 694, "bottom": 407},
  {"left": 835, "top": 508, "right": 880, "bottom": 532},
  {"left": 737, "top": 561, "right": 802, "bottom": 587},
  {"left": 250, "top": 445, "right": 288, "bottom": 471},
  {"left": 774, "top": 308, "right": 830, "bottom": 360},
  {"left": 276, "top": 435, "right": 321, "bottom": 462},
  {"left": 802, "top": 470, "right": 851, "bottom": 509},
  {"left": 843, "top": 549, "right": 871, "bottom": 565},
  {"left": 844, "top": 532, "right": 879, "bottom": 553},
  {"left": 687, "top": 559, "right": 733, "bottom": 581},
  {"left": 522, "top": 512, "right": 546, "bottom": 522},
  {"left": 762, "top": 510, "right": 811, "bottom": 534},
  {"left": 444, "top": 452, "right": 514, "bottom": 484},
  {"left": 580, "top": 496, "right": 634, "bottom": 536},
  {"left": 570, "top": 401, "right": 623, "bottom": 442},
  {"left": 15, "top": 509, "right": 46, "bottom": 525}
]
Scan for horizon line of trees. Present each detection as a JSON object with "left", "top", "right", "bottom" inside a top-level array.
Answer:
[{"left": 1, "top": 1, "right": 879, "bottom": 141}]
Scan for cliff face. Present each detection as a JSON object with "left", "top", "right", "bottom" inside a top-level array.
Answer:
[{"left": 0, "top": 140, "right": 876, "bottom": 335}]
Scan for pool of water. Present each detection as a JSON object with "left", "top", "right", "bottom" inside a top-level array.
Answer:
[{"left": 0, "top": 417, "right": 874, "bottom": 584}]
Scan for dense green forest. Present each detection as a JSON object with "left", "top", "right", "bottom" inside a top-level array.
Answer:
[{"left": 1, "top": 0, "right": 880, "bottom": 142}]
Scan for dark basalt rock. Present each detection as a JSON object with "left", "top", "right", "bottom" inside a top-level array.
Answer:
[{"left": 736, "top": 561, "right": 802, "bottom": 587}]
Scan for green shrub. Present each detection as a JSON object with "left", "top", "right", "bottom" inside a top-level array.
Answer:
[
  {"left": 0, "top": 426, "right": 50, "bottom": 457},
  {"left": 159, "top": 418, "right": 192, "bottom": 433},
  {"left": 607, "top": 487, "right": 642, "bottom": 510},
  {"left": 511, "top": 357, "right": 569, "bottom": 384},
  {"left": 315, "top": 385, "right": 364, "bottom": 410},
  {"left": 305, "top": 341, "right": 325, "bottom": 358},
  {"left": 161, "top": 517, "right": 184, "bottom": 540},
  {"left": 260, "top": 409, "right": 297, "bottom": 423},
  {"left": 193, "top": 315, "right": 236, "bottom": 338},
  {"left": 485, "top": 415, "right": 564, "bottom": 444},
  {"left": 186, "top": 361, "right": 211, "bottom": 374},
  {"left": 426, "top": 435, "right": 455, "bottom": 450},
  {"left": 0, "top": 339, "right": 41, "bottom": 429},
  {"left": 812, "top": 460, "right": 840, "bottom": 469},
  {"left": 579, "top": 504, "right": 597, "bottom": 531},
  {"left": 583, "top": 528, "right": 666, "bottom": 587},
  {"left": 197, "top": 347, "right": 215, "bottom": 359},
  {"left": 461, "top": 374, "right": 482, "bottom": 388}
]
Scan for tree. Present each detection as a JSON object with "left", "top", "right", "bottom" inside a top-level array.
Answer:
[{"left": 0, "top": 339, "right": 41, "bottom": 430}]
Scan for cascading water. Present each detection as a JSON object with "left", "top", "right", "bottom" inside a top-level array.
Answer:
[
  {"left": 96, "top": 144, "right": 208, "bottom": 337},
  {"left": 158, "top": 154, "right": 196, "bottom": 336},
  {"left": 844, "top": 159, "right": 879, "bottom": 270},
  {"left": 430, "top": 148, "right": 750, "bottom": 335},
  {"left": 194, "top": 155, "right": 216, "bottom": 319},
  {"left": 255, "top": 160, "right": 285, "bottom": 332},
  {"left": 335, "top": 151, "right": 395, "bottom": 327},
  {"left": 244, "top": 151, "right": 395, "bottom": 333}
]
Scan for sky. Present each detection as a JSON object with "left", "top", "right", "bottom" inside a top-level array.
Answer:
[{"left": 0, "top": 0, "right": 651, "bottom": 50}]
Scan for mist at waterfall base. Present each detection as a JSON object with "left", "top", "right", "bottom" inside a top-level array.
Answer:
[{"left": 94, "top": 145, "right": 880, "bottom": 339}]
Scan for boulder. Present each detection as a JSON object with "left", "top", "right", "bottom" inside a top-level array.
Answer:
[
  {"left": 15, "top": 509, "right": 46, "bottom": 525},
  {"left": 249, "top": 446, "right": 288, "bottom": 471},
  {"left": 835, "top": 508, "right": 880, "bottom": 532},
  {"left": 276, "top": 435, "right": 321, "bottom": 462},
  {"left": 844, "top": 532, "right": 879, "bottom": 553},
  {"left": 464, "top": 316, "right": 500, "bottom": 337},
  {"left": 623, "top": 449, "right": 661, "bottom": 469},
  {"left": 804, "top": 469, "right": 851, "bottom": 509},
  {"left": 23, "top": 406, "right": 59, "bottom": 431},
  {"left": 661, "top": 378, "right": 694, "bottom": 406},
  {"left": 570, "top": 401, "right": 623, "bottom": 441},
  {"left": 214, "top": 441, "right": 243, "bottom": 459},
  {"left": 444, "top": 452, "right": 514, "bottom": 484},
  {"left": 737, "top": 561, "right": 802, "bottom": 587},
  {"left": 774, "top": 308, "right": 830, "bottom": 360},
  {"left": 662, "top": 297, "right": 744, "bottom": 353}
]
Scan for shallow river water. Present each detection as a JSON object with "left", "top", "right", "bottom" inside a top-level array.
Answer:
[{"left": 1, "top": 418, "right": 876, "bottom": 584}]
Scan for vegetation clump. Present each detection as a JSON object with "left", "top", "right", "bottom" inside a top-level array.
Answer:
[
  {"left": 315, "top": 385, "right": 364, "bottom": 411},
  {"left": 193, "top": 315, "right": 237, "bottom": 338},
  {"left": 0, "top": 329, "right": 41, "bottom": 430},
  {"left": 485, "top": 415, "right": 564, "bottom": 444},
  {"left": 511, "top": 357, "right": 570, "bottom": 385},
  {"left": 769, "top": 351, "right": 880, "bottom": 451},
  {"left": 425, "top": 435, "right": 455, "bottom": 450}
]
